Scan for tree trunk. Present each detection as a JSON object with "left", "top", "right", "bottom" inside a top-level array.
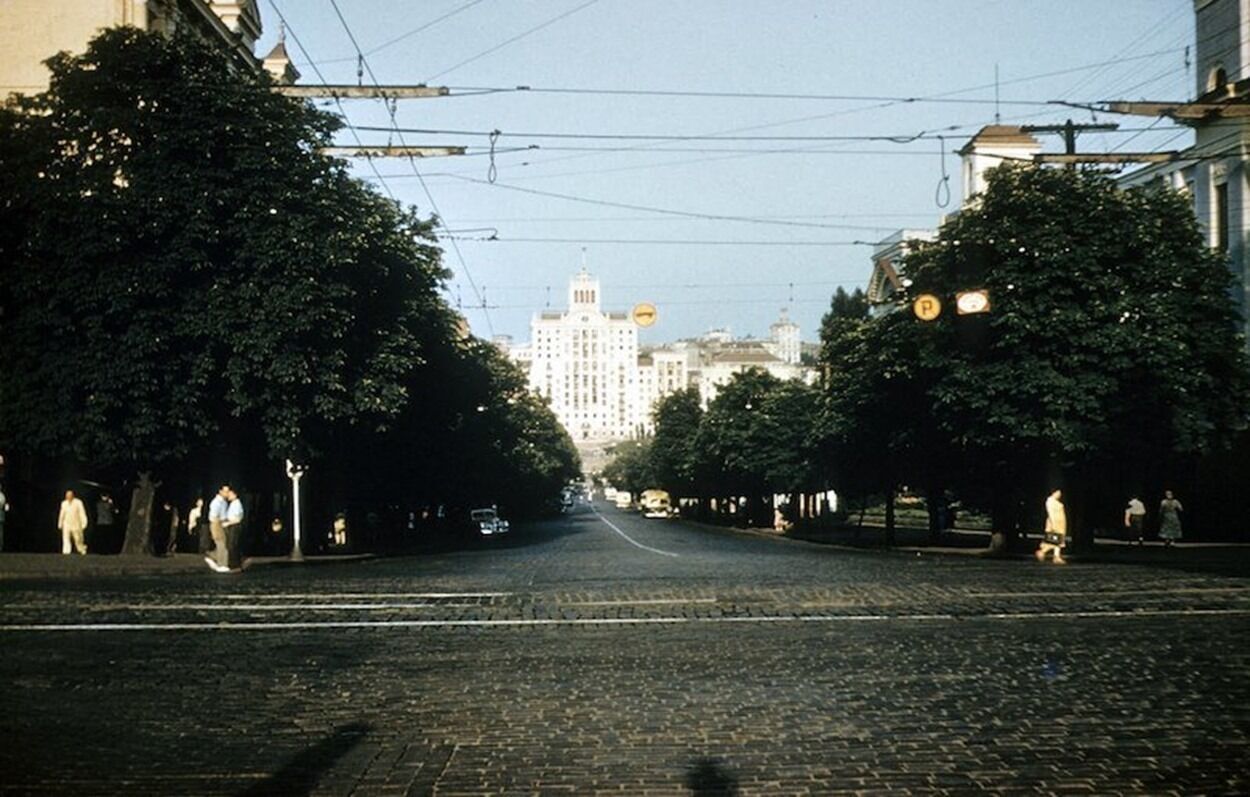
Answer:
[
  {"left": 884, "top": 485, "right": 896, "bottom": 547},
  {"left": 988, "top": 495, "right": 1021, "bottom": 555},
  {"left": 121, "top": 472, "right": 157, "bottom": 556}
]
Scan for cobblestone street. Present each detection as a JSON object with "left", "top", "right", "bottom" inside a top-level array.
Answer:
[{"left": 2, "top": 504, "right": 1248, "bottom": 795}]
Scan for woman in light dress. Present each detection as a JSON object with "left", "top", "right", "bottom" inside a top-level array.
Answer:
[{"left": 1158, "top": 490, "right": 1183, "bottom": 546}]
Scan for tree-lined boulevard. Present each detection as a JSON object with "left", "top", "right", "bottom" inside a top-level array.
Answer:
[
  {"left": 3, "top": 15, "right": 1250, "bottom": 797},
  {"left": 2, "top": 502, "right": 1248, "bottom": 794}
]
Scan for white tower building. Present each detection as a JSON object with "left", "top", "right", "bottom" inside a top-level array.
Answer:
[
  {"left": 768, "top": 309, "right": 802, "bottom": 365},
  {"left": 527, "top": 270, "right": 638, "bottom": 443}
]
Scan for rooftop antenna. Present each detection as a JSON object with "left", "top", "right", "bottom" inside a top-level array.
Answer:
[
  {"left": 994, "top": 63, "right": 1001, "bottom": 124},
  {"left": 580, "top": 246, "right": 588, "bottom": 273}
]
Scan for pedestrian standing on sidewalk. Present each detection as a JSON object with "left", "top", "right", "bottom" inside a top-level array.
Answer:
[
  {"left": 163, "top": 502, "right": 180, "bottom": 556},
  {"left": 94, "top": 493, "right": 116, "bottom": 552},
  {"left": 1159, "top": 490, "right": 1184, "bottom": 547},
  {"left": 1124, "top": 496, "right": 1146, "bottom": 544},
  {"left": 223, "top": 487, "right": 245, "bottom": 572},
  {"left": 205, "top": 486, "right": 229, "bottom": 572},
  {"left": 58, "top": 489, "right": 89, "bottom": 555},
  {"left": 1036, "top": 488, "right": 1067, "bottom": 565},
  {"left": 0, "top": 485, "right": 9, "bottom": 552},
  {"left": 187, "top": 497, "right": 207, "bottom": 554}
]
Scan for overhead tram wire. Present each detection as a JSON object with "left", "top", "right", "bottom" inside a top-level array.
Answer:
[
  {"left": 430, "top": 47, "right": 1197, "bottom": 180},
  {"left": 296, "top": 0, "right": 489, "bottom": 66},
  {"left": 445, "top": 236, "right": 871, "bottom": 246},
  {"left": 424, "top": 0, "right": 603, "bottom": 82},
  {"left": 266, "top": 0, "right": 398, "bottom": 202},
  {"left": 439, "top": 48, "right": 1189, "bottom": 103},
  {"left": 325, "top": 0, "right": 494, "bottom": 334},
  {"left": 401, "top": 110, "right": 1142, "bottom": 185},
  {"left": 1061, "top": 4, "right": 1190, "bottom": 99},
  {"left": 437, "top": 175, "right": 906, "bottom": 232},
  {"left": 350, "top": 123, "right": 1183, "bottom": 143}
]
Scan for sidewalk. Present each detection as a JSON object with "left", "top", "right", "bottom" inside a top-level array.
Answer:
[
  {"left": 693, "top": 518, "right": 1250, "bottom": 577},
  {"left": 0, "top": 552, "right": 374, "bottom": 580}
]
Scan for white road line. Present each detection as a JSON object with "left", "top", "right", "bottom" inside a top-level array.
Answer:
[
  {"left": 220, "top": 592, "right": 511, "bottom": 599},
  {"left": 967, "top": 587, "right": 1250, "bottom": 598},
  {"left": 3, "top": 607, "right": 1247, "bottom": 632},
  {"left": 117, "top": 603, "right": 478, "bottom": 611},
  {"left": 559, "top": 598, "right": 717, "bottom": 606},
  {"left": 593, "top": 510, "right": 679, "bottom": 558}
]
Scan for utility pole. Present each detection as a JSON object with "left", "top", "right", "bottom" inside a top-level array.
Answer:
[{"left": 1022, "top": 119, "right": 1119, "bottom": 168}]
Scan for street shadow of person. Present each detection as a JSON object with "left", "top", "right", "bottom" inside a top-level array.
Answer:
[
  {"left": 686, "top": 757, "right": 738, "bottom": 796},
  {"left": 236, "top": 722, "right": 370, "bottom": 797}
]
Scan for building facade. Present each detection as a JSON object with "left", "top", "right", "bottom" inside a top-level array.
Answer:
[
  {"left": 1116, "top": 0, "right": 1250, "bottom": 345},
  {"left": 523, "top": 271, "right": 640, "bottom": 443},
  {"left": 1, "top": 0, "right": 293, "bottom": 99}
]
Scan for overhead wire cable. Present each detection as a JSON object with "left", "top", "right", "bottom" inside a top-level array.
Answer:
[
  {"left": 326, "top": 0, "right": 494, "bottom": 333},
  {"left": 267, "top": 0, "right": 398, "bottom": 201},
  {"left": 439, "top": 175, "right": 909, "bottom": 231},
  {"left": 424, "top": 0, "right": 603, "bottom": 81}
]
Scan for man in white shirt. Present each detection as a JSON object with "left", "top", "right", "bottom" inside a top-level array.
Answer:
[
  {"left": 222, "top": 487, "right": 245, "bottom": 573},
  {"left": 1124, "top": 496, "right": 1146, "bottom": 545},
  {"left": 58, "top": 489, "right": 89, "bottom": 555},
  {"left": 205, "top": 486, "right": 230, "bottom": 572}
]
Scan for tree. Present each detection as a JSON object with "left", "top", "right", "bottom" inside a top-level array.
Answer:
[
  {"left": 602, "top": 439, "right": 654, "bottom": 499},
  {"left": 649, "top": 388, "right": 704, "bottom": 500},
  {"left": 852, "top": 165, "right": 1250, "bottom": 548},
  {"left": 0, "top": 29, "right": 455, "bottom": 549},
  {"left": 692, "top": 369, "right": 821, "bottom": 527}
]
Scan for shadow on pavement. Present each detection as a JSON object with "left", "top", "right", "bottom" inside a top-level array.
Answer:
[
  {"left": 686, "top": 757, "right": 738, "bottom": 796},
  {"left": 236, "top": 722, "right": 370, "bottom": 797}
]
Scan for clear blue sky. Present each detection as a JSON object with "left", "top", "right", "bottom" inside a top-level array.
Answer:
[{"left": 258, "top": 0, "right": 1195, "bottom": 344}]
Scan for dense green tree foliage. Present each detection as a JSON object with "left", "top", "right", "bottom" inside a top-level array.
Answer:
[
  {"left": 0, "top": 29, "right": 578, "bottom": 548},
  {"left": 601, "top": 439, "right": 654, "bottom": 498},
  {"left": 820, "top": 165, "right": 1250, "bottom": 546},
  {"left": 604, "top": 370, "right": 823, "bottom": 526},
  {"left": 648, "top": 388, "right": 704, "bottom": 497}
]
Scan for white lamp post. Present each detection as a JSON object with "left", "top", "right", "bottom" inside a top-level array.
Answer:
[{"left": 285, "top": 459, "right": 306, "bottom": 561}]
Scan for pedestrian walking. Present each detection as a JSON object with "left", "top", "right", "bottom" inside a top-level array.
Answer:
[
  {"left": 95, "top": 493, "right": 117, "bottom": 552},
  {"left": 1123, "top": 496, "right": 1146, "bottom": 544},
  {"left": 1159, "top": 490, "right": 1184, "bottom": 546},
  {"left": 188, "top": 497, "right": 209, "bottom": 554},
  {"left": 58, "top": 489, "right": 89, "bottom": 555},
  {"left": 0, "top": 486, "right": 9, "bottom": 552},
  {"left": 1035, "top": 488, "right": 1067, "bottom": 565},
  {"left": 205, "top": 486, "right": 229, "bottom": 572},
  {"left": 222, "top": 487, "right": 244, "bottom": 572},
  {"left": 163, "top": 502, "right": 180, "bottom": 556},
  {"left": 332, "top": 512, "right": 348, "bottom": 547}
]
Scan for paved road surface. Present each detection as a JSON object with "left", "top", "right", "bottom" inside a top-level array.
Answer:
[{"left": 2, "top": 503, "right": 1248, "bottom": 795}]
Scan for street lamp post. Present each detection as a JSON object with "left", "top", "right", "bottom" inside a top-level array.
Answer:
[{"left": 285, "top": 459, "right": 306, "bottom": 562}]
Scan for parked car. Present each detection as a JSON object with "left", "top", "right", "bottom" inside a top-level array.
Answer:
[
  {"left": 470, "top": 507, "right": 510, "bottom": 536},
  {"left": 604, "top": 487, "right": 618, "bottom": 501},
  {"left": 641, "top": 489, "right": 675, "bottom": 519},
  {"left": 614, "top": 492, "right": 633, "bottom": 510}
]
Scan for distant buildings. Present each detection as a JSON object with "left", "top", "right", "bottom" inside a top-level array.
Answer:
[{"left": 505, "top": 271, "right": 816, "bottom": 451}]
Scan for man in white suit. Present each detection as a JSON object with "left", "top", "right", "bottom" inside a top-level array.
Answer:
[{"left": 58, "top": 489, "right": 88, "bottom": 555}]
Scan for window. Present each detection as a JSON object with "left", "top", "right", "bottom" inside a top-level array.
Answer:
[
  {"left": 1214, "top": 181, "right": 1229, "bottom": 253},
  {"left": 1208, "top": 65, "right": 1228, "bottom": 93}
]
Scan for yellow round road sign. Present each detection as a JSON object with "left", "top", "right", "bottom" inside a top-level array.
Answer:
[
  {"left": 912, "top": 294, "right": 942, "bottom": 321},
  {"left": 632, "top": 302, "right": 658, "bottom": 327}
]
